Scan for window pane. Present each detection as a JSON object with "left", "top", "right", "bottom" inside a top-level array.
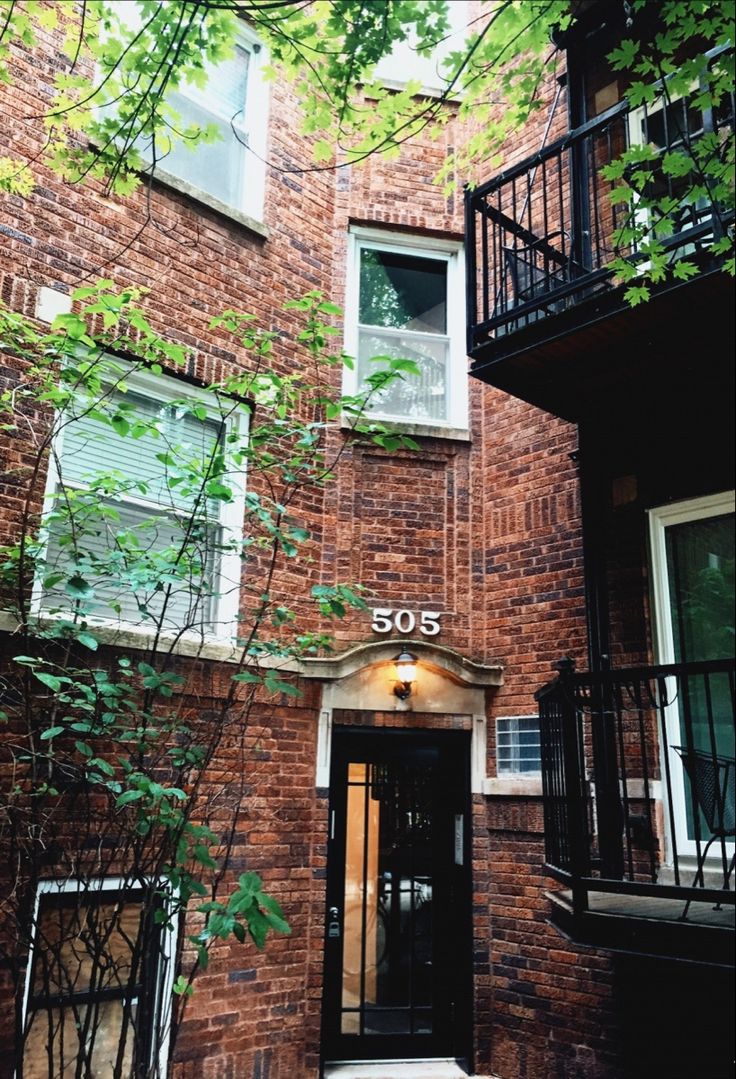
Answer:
[
  {"left": 41, "top": 498, "right": 221, "bottom": 633},
  {"left": 24, "top": 1000, "right": 136, "bottom": 1079},
  {"left": 60, "top": 392, "right": 223, "bottom": 515},
  {"left": 666, "top": 514, "right": 735, "bottom": 663},
  {"left": 33, "top": 898, "right": 144, "bottom": 997},
  {"left": 160, "top": 95, "right": 245, "bottom": 207},
  {"left": 359, "top": 249, "right": 447, "bottom": 334},
  {"left": 357, "top": 329, "right": 449, "bottom": 422},
  {"left": 157, "top": 45, "right": 249, "bottom": 207}
]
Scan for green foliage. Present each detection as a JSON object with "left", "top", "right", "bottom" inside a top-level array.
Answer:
[
  {"left": 0, "top": 280, "right": 420, "bottom": 1032},
  {"left": 1, "top": 2, "right": 732, "bottom": 297}
]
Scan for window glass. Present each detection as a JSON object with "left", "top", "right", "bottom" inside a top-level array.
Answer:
[
  {"left": 162, "top": 45, "right": 250, "bottom": 209},
  {"left": 40, "top": 379, "right": 233, "bottom": 636},
  {"left": 24, "top": 889, "right": 163, "bottom": 1079},
  {"left": 357, "top": 246, "right": 451, "bottom": 423},
  {"left": 359, "top": 249, "right": 447, "bottom": 332},
  {"left": 373, "top": 1, "right": 467, "bottom": 94}
]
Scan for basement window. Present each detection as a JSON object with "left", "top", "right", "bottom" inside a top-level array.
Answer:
[
  {"left": 22, "top": 880, "right": 176, "bottom": 1077},
  {"left": 496, "top": 716, "right": 542, "bottom": 775}
]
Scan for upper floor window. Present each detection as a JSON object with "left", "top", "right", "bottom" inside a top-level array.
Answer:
[
  {"left": 345, "top": 228, "right": 467, "bottom": 431},
  {"left": 37, "top": 366, "right": 246, "bottom": 641},
  {"left": 105, "top": 4, "right": 269, "bottom": 223},
  {"left": 159, "top": 26, "right": 268, "bottom": 221},
  {"left": 373, "top": 2, "right": 467, "bottom": 97}
]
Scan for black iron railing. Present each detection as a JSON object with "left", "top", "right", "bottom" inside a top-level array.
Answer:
[
  {"left": 465, "top": 56, "right": 735, "bottom": 357},
  {"left": 537, "top": 658, "right": 735, "bottom": 914}
]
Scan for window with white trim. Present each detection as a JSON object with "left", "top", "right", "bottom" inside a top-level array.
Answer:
[
  {"left": 106, "top": 5, "right": 268, "bottom": 221},
  {"left": 160, "top": 26, "right": 268, "bottom": 220},
  {"left": 38, "top": 367, "right": 246, "bottom": 640},
  {"left": 373, "top": 2, "right": 468, "bottom": 97},
  {"left": 345, "top": 228, "right": 467, "bottom": 429},
  {"left": 22, "top": 879, "right": 176, "bottom": 1078},
  {"left": 496, "top": 716, "right": 542, "bottom": 775}
]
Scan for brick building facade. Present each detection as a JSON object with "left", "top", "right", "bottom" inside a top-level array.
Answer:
[{"left": 0, "top": 3, "right": 733, "bottom": 1078}]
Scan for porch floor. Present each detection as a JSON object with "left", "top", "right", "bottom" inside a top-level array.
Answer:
[{"left": 581, "top": 890, "right": 735, "bottom": 928}]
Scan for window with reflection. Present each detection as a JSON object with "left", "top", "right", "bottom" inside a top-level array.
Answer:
[
  {"left": 347, "top": 230, "right": 466, "bottom": 430},
  {"left": 23, "top": 884, "right": 170, "bottom": 1079}
]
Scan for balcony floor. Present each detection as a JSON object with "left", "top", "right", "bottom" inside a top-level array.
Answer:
[
  {"left": 579, "top": 889, "right": 735, "bottom": 929},
  {"left": 548, "top": 886, "right": 735, "bottom": 965},
  {"left": 468, "top": 268, "right": 734, "bottom": 423}
]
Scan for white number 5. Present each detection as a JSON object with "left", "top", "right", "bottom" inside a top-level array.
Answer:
[
  {"left": 419, "top": 611, "right": 441, "bottom": 636},
  {"left": 371, "top": 608, "right": 393, "bottom": 633}
]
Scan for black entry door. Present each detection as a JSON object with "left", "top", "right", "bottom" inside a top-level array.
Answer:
[{"left": 322, "top": 728, "right": 472, "bottom": 1062}]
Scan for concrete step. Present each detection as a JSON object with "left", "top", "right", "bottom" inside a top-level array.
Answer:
[{"left": 323, "top": 1062, "right": 496, "bottom": 1079}]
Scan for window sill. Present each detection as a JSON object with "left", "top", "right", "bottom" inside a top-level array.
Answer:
[
  {"left": 483, "top": 776, "right": 543, "bottom": 797},
  {"left": 341, "top": 416, "right": 471, "bottom": 443},
  {"left": 0, "top": 610, "right": 297, "bottom": 668},
  {"left": 150, "top": 167, "right": 269, "bottom": 240}
]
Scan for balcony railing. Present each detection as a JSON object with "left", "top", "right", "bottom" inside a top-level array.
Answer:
[
  {"left": 465, "top": 58, "right": 735, "bottom": 360},
  {"left": 537, "top": 657, "right": 735, "bottom": 930}
]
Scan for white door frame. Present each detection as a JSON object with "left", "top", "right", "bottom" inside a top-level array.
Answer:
[{"left": 648, "top": 489, "right": 735, "bottom": 862}]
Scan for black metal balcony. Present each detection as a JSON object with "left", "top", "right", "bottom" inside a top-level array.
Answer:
[
  {"left": 465, "top": 62, "right": 735, "bottom": 421},
  {"left": 537, "top": 657, "right": 735, "bottom": 966}
]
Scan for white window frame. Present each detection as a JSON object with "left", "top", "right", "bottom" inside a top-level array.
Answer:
[
  {"left": 344, "top": 226, "right": 468, "bottom": 433},
  {"left": 372, "top": 1, "right": 468, "bottom": 98},
  {"left": 627, "top": 82, "right": 706, "bottom": 268},
  {"left": 21, "top": 876, "right": 179, "bottom": 1079},
  {"left": 648, "top": 489, "right": 735, "bottom": 862},
  {"left": 33, "top": 363, "right": 248, "bottom": 644},
  {"left": 101, "top": 11, "right": 269, "bottom": 224},
  {"left": 495, "top": 715, "right": 542, "bottom": 776}
]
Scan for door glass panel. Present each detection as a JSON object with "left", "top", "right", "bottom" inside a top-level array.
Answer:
[
  {"left": 665, "top": 512, "right": 735, "bottom": 839},
  {"left": 340, "top": 758, "right": 436, "bottom": 1037}
]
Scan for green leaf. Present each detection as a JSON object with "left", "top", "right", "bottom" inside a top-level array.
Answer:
[
  {"left": 34, "top": 672, "right": 62, "bottom": 692},
  {"left": 116, "top": 789, "right": 145, "bottom": 807},
  {"left": 40, "top": 726, "right": 65, "bottom": 740},
  {"left": 65, "top": 574, "right": 94, "bottom": 599},
  {"left": 624, "top": 285, "right": 651, "bottom": 306},
  {"left": 173, "top": 975, "right": 193, "bottom": 997}
]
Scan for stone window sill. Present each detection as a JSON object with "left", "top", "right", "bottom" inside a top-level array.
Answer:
[
  {"left": 151, "top": 167, "right": 269, "bottom": 240},
  {"left": 0, "top": 611, "right": 299, "bottom": 669},
  {"left": 341, "top": 416, "right": 471, "bottom": 443},
  {"left": 482, "top": 776, "right": 543, "bottom": 797}
]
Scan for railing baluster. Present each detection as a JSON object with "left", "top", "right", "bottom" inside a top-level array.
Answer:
[
  {"left": 657, "top": 673, "right": 681, "bottom": 886},
  {"left": 633, "top": 678, "right": 658, "bottom": 883},
  {"left": 481, "top": 196, "right": 489, "bottom": 324}
]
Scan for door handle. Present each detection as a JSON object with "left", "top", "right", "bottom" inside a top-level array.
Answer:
[{"left": 327, "top": 906, "right": 341, "bottom": 939}]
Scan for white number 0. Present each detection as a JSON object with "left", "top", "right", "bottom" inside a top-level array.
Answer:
[{"left": 371, "top": 609, "right": 441, "bottom": 636}]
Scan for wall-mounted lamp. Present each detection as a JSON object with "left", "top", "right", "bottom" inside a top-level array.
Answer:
[{"left": 393, "top": 651, "right": 418, "bottom": 700}]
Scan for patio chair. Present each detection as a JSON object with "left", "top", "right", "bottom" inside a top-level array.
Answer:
[{"left": 673, "top": 746, "right": 735, "bottom": 919}]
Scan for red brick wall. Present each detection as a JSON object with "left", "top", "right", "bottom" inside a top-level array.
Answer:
[{"left": 0, "top": 9, "right": 658, "bottom": 1079}]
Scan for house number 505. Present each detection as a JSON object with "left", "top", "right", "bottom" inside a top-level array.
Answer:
[{"left": 371, "top": 608, "right": 441, "bottom": 636}]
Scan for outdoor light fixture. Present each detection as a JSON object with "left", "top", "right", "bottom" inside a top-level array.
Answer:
[{"left": 393, "top": 651, "right": 418, "bottom": 700}]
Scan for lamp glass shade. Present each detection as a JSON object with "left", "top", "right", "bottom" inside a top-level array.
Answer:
[{"left": 394, "top": 652, "right": 417, "bottom": 685}]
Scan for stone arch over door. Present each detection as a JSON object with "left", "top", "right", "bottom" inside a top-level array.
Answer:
[{"left": 299, "top": 639, "right": 503, "bottom": 789}]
